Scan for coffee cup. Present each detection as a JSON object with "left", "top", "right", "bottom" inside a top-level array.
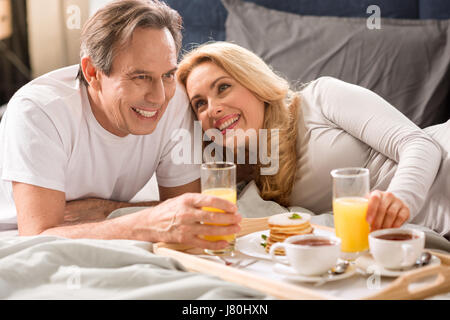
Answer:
[
  {"left": 269, "top": 234, "right": 341, "bottom": 276},
  {"left": 369, "top": 228, "right": 425, "bottom": 269}
]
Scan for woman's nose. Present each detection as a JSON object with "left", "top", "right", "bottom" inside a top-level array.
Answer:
[{"left": 207, "top": 100, "right": 223, "bottom": 117}]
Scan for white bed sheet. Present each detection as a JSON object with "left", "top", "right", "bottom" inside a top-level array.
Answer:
[{"left": 0, "top": 234, "right": 269, "bottom": 300}]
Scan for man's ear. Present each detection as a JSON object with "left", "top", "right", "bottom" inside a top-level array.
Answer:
[{"left": 81, "top": 57, "right": 101, "bottom": 91}]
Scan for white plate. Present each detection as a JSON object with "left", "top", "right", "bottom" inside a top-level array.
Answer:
[
  {"left": 355, "top": 252, "right": 441, "bottom": 277},
  {"left": 273, "top": 262, "right": 357, "bottom": 283},
  {"left": 235, "top": 228, "right": 334, "bottom": 261}
]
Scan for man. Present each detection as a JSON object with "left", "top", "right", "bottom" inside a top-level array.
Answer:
[{"left": 0, "top": 0, "right": 240, "bottom": 251}]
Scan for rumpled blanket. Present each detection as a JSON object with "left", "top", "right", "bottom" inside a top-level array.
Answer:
[{"left": 0, "top": 235, "right": 269, "bottom": 299}]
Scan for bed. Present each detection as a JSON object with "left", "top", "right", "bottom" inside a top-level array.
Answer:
[
  {"left": 1, "top": 182, "right": 449, "bottom": 300},
  {"left": 0, "top": 0, "right": 449, "bottom": 301}
]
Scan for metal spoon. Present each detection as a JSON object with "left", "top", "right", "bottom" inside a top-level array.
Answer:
[
  {"left": 329, "top": 260, "right": 350, "bottom": 275},
  {"left": 414, "top": 252, "right": 432, "bottom": 268},
  {"left": 314, "top": 260, "right": 350, "bottom": 287}
]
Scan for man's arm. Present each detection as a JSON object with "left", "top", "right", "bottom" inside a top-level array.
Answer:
[
  {"left": 13, "top": 182, "right": 139, "bottom": 238},
  {"left": 13, "top": 181, "right": 241, "bottom": 251},
  {"left": 63, "top": 178, "right": 201, "bottom": 222},
  {"left": 64, "top": 198, "right": 160, "bottom": 223},
  {"left": 158, "top": 179, "right": 201, "bottom": 201},
  {"left": 13, "top": 182, "right": 66, "bottom": 236},
  {"left": 14, "top": 178, "right": 200, "bottom": 236}
]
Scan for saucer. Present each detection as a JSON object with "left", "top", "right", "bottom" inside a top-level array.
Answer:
[
  {"left": 273, "top": 262, "right": 356, "bottom": 283},
  {"left": 236, "top": 228, "right": 333, "bottom": 262},
  {"left": 355, "top": 252, "right": 441, "bottom": 277}
]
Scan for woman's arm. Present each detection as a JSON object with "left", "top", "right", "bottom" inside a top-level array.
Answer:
[{"left": 313, "top": 77, "right": 442, "bottom": 225}]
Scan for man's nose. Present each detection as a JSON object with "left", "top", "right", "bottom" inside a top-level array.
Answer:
[{"left": 144, "top": 79, "right": 165, "bottom": 106}]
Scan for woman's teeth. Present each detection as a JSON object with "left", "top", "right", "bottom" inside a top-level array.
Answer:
[
  {"left": 132, "top": 107, "right": 157, "bottom": 118},
  {"left": 218, "top": 115, "right": 240, "bottom": 131}
]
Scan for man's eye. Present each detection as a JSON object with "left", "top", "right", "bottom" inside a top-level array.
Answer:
[
  {"left": 164, "top": 72, "right": 175, "bottom": 81},
  {"left": 135, "top": 75, "right": 150, "bottom": 81}
]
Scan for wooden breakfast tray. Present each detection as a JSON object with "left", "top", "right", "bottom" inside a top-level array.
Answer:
[{"left": 153, "top": 217, "right": 450, "bottom": 300}]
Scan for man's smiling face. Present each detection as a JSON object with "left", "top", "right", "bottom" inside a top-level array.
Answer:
[{"left": 92, "top": 27, "right": 178, "bottom": 137}]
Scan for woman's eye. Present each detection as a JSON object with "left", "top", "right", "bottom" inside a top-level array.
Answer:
[
  {"left": 218, "top": 83, "right": 230, "bottom": 92},
  {"left": 194, "top": 100, "right": 206, "bottom": 109}
]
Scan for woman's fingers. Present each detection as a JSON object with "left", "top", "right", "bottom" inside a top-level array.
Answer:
[
  {"left": 366, "top": 191, "right": 381, "bottom": 225},
  {"left": 393, "top": 207, "right": 410, "bottom": 228},
  {"left": 373, "top": 192, "right": 396, "bottom": 230},
  {"left": 367, "top": 191, "right": 410, "bottom": 230},
  {"left": 381, "top": 200, "right": 402, "bottom": 229}
]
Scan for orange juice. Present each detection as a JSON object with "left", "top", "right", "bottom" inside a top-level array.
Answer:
[
  {"left": 333, "top": 197, "right": 370, "bottom": 252},
  {"left": 201, "top": 188, "right": 237, "bottom": 243}
]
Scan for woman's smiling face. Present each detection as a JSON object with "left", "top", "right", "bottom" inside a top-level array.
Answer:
[{"left": 185, "top": 62, "right": 265, "bottom": 147}]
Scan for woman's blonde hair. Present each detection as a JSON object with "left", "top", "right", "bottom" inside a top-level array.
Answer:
[{"left": 177, "top": 42, "right": 300, "bottom": 206}]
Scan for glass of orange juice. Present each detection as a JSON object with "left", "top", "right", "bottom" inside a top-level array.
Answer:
[
  {"left": 201, "top": 162, "right": 237, "bottom": 255},
  {"left": 331, "top": 167, "right": 370, "bottom": 260}
]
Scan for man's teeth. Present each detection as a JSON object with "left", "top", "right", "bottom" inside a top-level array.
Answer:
[
  {"left": 133, "top": 107, "right": 157, "bottom": 118},
  {"left": 219, "top": 116, "right": 240, "bottom": 131}
]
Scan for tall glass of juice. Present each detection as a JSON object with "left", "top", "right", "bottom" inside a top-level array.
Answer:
[
  {"left": 201, "top": 162, "right": 237, "bottom": 255},
  {"left": 331, "top": 167, "right": 370, "bottom": 260}
]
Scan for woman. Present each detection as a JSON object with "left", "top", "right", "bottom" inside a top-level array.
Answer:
[{"left": 177, "top": 41, "right": 450, "bottom": 239}]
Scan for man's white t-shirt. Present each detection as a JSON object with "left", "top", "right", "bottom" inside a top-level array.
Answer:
[{"left": 0, "top": 65, "right": 200, "bottom": 224}]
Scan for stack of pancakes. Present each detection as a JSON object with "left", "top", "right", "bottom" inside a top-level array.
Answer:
[{"left": 265, "top": 212, "right": 313, "bottom": 255}]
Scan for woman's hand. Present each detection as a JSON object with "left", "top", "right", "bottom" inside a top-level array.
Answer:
[{"left": 366, "top": 190, "right": 410, "bottom": 230}]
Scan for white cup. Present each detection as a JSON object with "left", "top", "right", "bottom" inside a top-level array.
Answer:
[
  {"left": 269, "top": 234, "right": 341, "bottom": 276},
  {"left": 369, "top": 228, "right": 425, "bottom": 269}
]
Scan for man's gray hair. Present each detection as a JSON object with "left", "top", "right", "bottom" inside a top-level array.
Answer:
[{"left": 76, "top": 0, "right": 183, "bottom": 86}]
